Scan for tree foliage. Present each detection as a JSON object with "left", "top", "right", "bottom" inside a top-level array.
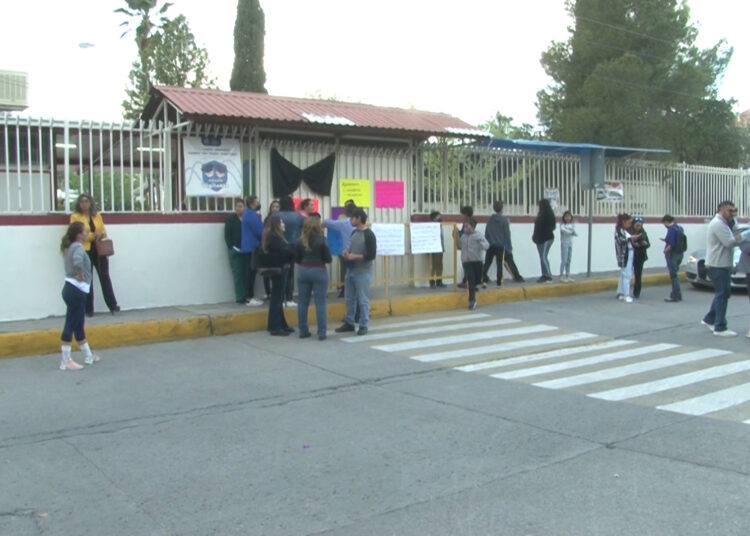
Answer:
[
  {"left": 537, "top": 0, "right": 743, "bottom": 166},
  {"left": 480, "top": 112, "right": 540, "bottom": 140},
  {"left": 120, "top": 13, "right": 215, "bottom": 120},
  {"left": 230, "top": 0, "right": 267, "bottom": 93}
]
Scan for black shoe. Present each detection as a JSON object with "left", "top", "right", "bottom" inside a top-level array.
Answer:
[
  {"left": 337, "top": 289, "right": 345, "bottom": 298},
  {"left": 436, "top": 281, "right": 446, "bottom": 288},
  {"left": 299, "top": 331, "right": 312, "bottom": 338},
  {"left": 86, "top": 311, "right": 94, "bottom": 318},
  {"left": 283, "top": 327, "right": 295, "bottom": 333},
  {"left": 270, "top": 330, "right": 290, "bottom": 336},
  {"left": 335, "top": 323, "right": 355, "bottom": 333},
  {"left": 536, "top": 277, "right": 547, "bottom": 283},
  {"left": 429, "top": 280, "right": 436, "bottom": 289},
  {"left": 318, "top": 334, "right": 327, "bottom": 341},
  {"left": 514, "top": 277, "right": 525, "bottom": 283},
  {"left": 357, "top": 327, "right": 368, "bottom": 336}
]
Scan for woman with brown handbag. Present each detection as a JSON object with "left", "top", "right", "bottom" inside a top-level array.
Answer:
[{"left": 70, "top": 194, "right": 120, "bottom": 316}]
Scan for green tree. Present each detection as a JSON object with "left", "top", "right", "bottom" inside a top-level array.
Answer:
[
  {"left": 115, "top": 1, "right": 173, "bottom": 92},
  {"left": 121, "top": 15, "right": 215, "bottom": 120},
  {"left": 480, "top": 112, "right": 540, "bottom": 139},
  {"left": 230, "top": 0, "right": 267, "bottom": 92},
  {"left": 537, "top": 0, "right": 743, "bottom": 166}
]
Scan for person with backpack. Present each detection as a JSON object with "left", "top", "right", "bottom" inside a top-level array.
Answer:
[{"left": 661, "top": 214, "right": 686, "bottom": 303}]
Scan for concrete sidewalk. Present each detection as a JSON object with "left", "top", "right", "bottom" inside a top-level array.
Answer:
[{"left": 0, "top": 269, "right": 677, "bottom": 359}]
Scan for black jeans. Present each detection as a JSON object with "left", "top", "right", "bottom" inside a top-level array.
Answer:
[
  {"left": 483, "top": 245, "right": 505, "bottom": 285},
  {"left": 632, "top": 256, "right": 646, "bottom": 298},
  {"left": 267, "top": 270, "right": 289, "bottom": 333},
  {"left": 463, "top": 261, "right": 482, "bottom": 303},
  {"left": 86, "top": 246, "right": 118, "bottom": 314}
]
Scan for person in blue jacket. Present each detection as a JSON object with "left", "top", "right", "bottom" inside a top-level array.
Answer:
[{"left": 241, "top": 195, "right": 264, "bottom": 306}]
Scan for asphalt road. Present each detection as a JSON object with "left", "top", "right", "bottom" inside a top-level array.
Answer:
[{"left": 2, "top": 284, "right": 750, "bottom": 535}]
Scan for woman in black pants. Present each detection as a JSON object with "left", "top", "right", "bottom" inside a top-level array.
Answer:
[
  {"left": 631, "top": 216, "right": 650, "bottom": 299},
  {"left": 69, "top": 194, "right": 120, "bottom": 316},
  {"left": 258, "top": 215, "right": 295, "bottom": 336}
]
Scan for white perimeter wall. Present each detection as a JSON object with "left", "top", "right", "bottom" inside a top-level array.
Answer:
[{"left": 1, "top": 220, "right": 709, "bottom": 321}]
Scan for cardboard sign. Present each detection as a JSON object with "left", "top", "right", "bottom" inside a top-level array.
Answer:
[
  {"left": 375, "top": 181, "right": 404, "bottom": 208},
  {"left": 410, "top": 223, "right": 443, "bottom": 254},
  {"left": 371, "top": 223, "right": 405, "bottom": 256},
  {"left": 339, "top": 179, "right": 371, "bottom": 207}
]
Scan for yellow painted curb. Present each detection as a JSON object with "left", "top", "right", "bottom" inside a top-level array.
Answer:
[{"left": 0, "top": 272, "right": 691, "bottom": 359}]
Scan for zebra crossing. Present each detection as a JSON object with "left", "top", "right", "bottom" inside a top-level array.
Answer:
[{"left": 340, "top": 312, "right": 750, "bottom": 425}]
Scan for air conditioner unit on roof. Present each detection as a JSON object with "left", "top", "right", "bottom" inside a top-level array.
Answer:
[{"left": 0, "top": 70, "right": 28, "bottom": 111}]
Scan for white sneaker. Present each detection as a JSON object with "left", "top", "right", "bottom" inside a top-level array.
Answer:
[
  {"left": 617, "top": 294, "right": 624, "bottom": 301},
  {"left": 285, "top": 301, "right": 297, "bottom": 308},
  {"left": 624, "top": 296, "right": 633, "bottom": 303},
  {"left": 700, "top": 320, "right": 714, "bottom": 330},
  {"left": 567, "top": 277, "right": 575, "bottom": 282},
  {"left": 84, "top": 354, "right": 101, "bottom": 365},
  {"left": 246, "top": 298, "right": 264, "bottom": 307},
  {"left": 713, "top": 329, "right": 738, "bottom": 337},
  {"left": 745, "top": 330, "right": 750, "bottom": 339}
]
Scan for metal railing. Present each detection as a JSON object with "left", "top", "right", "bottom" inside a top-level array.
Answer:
[{"left": 3, "top": 112, "right": 749, "bottom": 218}]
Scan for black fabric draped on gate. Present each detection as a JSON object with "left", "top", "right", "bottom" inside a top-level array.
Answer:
[{"left": 270, "top": 148, "right": 336, "bottom": 198}]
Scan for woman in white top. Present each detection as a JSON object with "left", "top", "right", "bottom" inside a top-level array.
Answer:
[
  {"left": 60, "top": 222, "right": 100, "bottom": 370},
  {"left": 614, "top": 213, "right": 640, "bottom": 303}
]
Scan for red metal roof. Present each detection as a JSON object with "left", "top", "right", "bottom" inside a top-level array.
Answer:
[{"left": 147, "top": 86, "right": 486, "bottom": 138}]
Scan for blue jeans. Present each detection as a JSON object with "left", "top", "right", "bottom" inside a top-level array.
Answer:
[
  {"left": 345, "top": 270, "right": 372, "bottom": 328},
  {"left": 665, "top": 251, "right": 683, "bottom": 300},
  {"left": 267, "top": 269, "right": 289, "bottom": 333},
  {"left": 537, "top": 239, "right": 553, "bottom": 278},
  {"left": 560, "top": 243, "right": 572, "bottom": 276},
  {"left": 61, "top": 282, "right": 87, "bottom": 343},
  {"left": 704, "top": 266, "right": 732, "bottom": 332},
  {"left": 297, "top": 266, "right": 328, "bottom": 337}
]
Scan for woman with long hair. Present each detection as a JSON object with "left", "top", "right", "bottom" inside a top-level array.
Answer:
[
  {"left": 260, "top": 215, "right": 295, "bottom": 336},
  {"left": 59, "top": 222, "right": 101, "bottom": 370},
  {"left": 532, "top": 199, "right": 556, "bottom": 283},
  {"left": 295, "top": 217, "right": 332, "bottom": 340},
  {"left": 261, "top": 199, "right": 281, "bottom": 299},
  {"left": 631, "top": 216, "right": 650, "bottom": 299},
  {"left": 69, "top": 194, "right": 120, "bottom": 316},
  {"left": 615, "top": 213, "right": 641, "bottom": 303}
]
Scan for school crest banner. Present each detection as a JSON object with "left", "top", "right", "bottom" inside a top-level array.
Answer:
[{"left": 184, "top": 137, "right": 243, "bottom": 197}]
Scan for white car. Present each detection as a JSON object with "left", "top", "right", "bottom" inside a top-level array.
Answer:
[{"left": 684, "top": 244, "right": 748, "bottom": 289}]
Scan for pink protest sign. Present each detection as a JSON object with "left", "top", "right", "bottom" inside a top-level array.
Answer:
[{"left": 375, "top": 181, "right": 404, "bottom": 208}]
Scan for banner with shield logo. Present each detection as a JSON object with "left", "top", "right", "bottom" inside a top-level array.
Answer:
[{"left": 184, "top": 136, "right": 243, "bottom": 197}]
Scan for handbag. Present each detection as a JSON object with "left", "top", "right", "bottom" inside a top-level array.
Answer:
[{"left": 95, "top": 237, "right": 115, "bottom": 257}]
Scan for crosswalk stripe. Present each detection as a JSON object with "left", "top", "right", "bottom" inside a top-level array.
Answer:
[
  {"left": 590, "top": 358, "right": 750, "bottom": 401},
  {"left": 363, "top": 313, "right": 490, "bottom": 332},
  {"left": 491, "top": 343, "right": 678, "bottom": 380},
  {"left": 371, "top": 324, "right": 558, "bottom": 353},
  {"left": 415, "top": 332, "right": 598, "bottom": 363},
  {"left": 534, "top": 348, "right": 731, "bottom": 390},
  {"left": 657, "top": 382, "right": 750, "bottom": 416},
  {"left": 340, "top": 317, "right": 520, "bottom": 343},
  {"left": 456, "top": 339, "right": 634, "bottom": 372}
]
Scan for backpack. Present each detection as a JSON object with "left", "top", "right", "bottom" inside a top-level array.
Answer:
[{"left": 673, "top": 226, "right": 688, "bottom": 254}]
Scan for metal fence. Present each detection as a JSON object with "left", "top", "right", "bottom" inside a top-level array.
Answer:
[{"left": 2, "top": 113, "right": 749, "bottom": 219}]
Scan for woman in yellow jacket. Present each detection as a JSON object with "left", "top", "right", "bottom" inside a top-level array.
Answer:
[{"left": 70, "top": 194, "right": 120, "bottom": 316}]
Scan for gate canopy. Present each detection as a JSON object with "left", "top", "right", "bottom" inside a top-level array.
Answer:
[{"left": 482, "top": 138, "right": 669, "bottom": 158}]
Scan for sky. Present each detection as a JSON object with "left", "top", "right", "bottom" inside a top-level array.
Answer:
[{"left": 2, "top": 0, "right": 748, "bottom": 127}]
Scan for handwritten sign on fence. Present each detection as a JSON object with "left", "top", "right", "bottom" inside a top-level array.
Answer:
[
  {"left": 339, "top": 179, "right": 370, "bottom": 207},
  {"left": 371, "top": 223, "right": 405, "bottom": 256},
  {"left": 409, "top": 223, "right": 443, "bottom": 254}
]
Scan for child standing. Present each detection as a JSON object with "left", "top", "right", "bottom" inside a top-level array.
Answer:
[
  {"left": 458, "top": 217, "right": 489, "bottom": 310},
  {"left": 559, "top": 211, "right": 577, "bottom": 282}
]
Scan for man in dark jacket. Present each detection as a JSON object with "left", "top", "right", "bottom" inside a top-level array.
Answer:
[
  {"left": 225, "top": 198, "right": 246, "bottom": 303},
  {"left": 483, "top": 200, "right": 511, "bottom": 286}
]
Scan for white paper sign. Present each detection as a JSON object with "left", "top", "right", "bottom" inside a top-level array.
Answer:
[
  {"left": 184, "top": 136, "right": 243, "bottom": 197},
  {"left": 370, "top": 223, "right": 405, "bottom": 256},
  {"left": 410, "top": 223, "right": 443, "bottom": 254}
]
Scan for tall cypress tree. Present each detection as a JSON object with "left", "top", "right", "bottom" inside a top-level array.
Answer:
[{"left": 230, "top": 0, "right": 267, "bottom": 93}]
